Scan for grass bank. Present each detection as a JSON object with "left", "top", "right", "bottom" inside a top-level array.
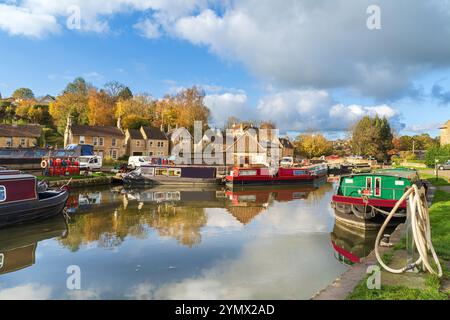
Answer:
[
  {"left": 420, "top": 173, "right": 450, "bottom": 187},
  {"left": 36, "top": 172, "right": 113, "bottom": 181},
  {"left": 347, "top": 190, "right": 450, "bottom": 300}
]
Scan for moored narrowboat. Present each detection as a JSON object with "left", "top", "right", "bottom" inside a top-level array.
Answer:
[
  {"left": 122, "top": 165, "right": 220, "bottom": 186},
  {"left": 331, "top": 168, "right": 424, "bottom": 220},
  {"left": 225, "top": 164, "right": 327, "bottom": 187},
  {"left": 0, "top": 170, "right": 69, "bottom": 229}
]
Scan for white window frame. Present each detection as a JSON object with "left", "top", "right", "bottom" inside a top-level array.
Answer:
[
  {"left": 20, "top": 138, "right": 26, "bottom": 146},
  {"left": 0, "top": 253, "right": 4, "bottom": 269},
  {"left": 0, "top": 185, "right": 6, "bottom": 202},
  {"left": 99, "top": 137, "right": 104, "bottom": 146},
  {"left": 93, "top": 137, "right": 98, "bottom": 146},
  {"left": 79, "top": 135, "right": 85, "bottom": 144},
  {"left": 6, "top": 137, "right": 12, "bottom": 147},
  {"left": 375, "top": 177, "right": 382, "bottom": 197},
  {"left": 110, "top": 149, "right": 117, "bottom": 160},
  {"left": 112, "top": 138, "right": 117, "bottom": 147}
]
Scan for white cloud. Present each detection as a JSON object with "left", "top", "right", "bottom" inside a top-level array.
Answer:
[
  {"left": 0, "top": 284, "right": 52, "bottom": 300},
  {"left": 171, "top": 0, "right": 450, "bottom": 99},
  {"left": 254, "top": 89, "right": 404, "bottom": 132},
  {"left": 0, "top": 4, "right": 59, "bottom": 38},
  {"left": 204, "top": 92, "right": 251, "bottom": 127},
  {"left": 134, "top": 19, "right": 161, "bottom": 39}
]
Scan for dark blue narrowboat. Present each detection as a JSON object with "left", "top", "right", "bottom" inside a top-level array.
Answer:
[{"left": 122, "top": 165, "right": 220, "bottom": 185}]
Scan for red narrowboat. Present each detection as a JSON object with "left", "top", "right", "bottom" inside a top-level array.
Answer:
[
  {"left": 0, "top": 170, "right": 69, "bottom": 229},
  {"left": 225, "top": 165, "right": 327, "bottom": 186}
]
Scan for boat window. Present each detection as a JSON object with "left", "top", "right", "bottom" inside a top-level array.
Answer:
[
  {"left": 375, "top": 177, "right": 381, "bottom": 196},
  {"left": 365, "top": 177, "right": 372, "bottom": 189},
  {"left": 168, "top": 169, "right": 181, "bottom": 177},
  {"left": 239, "top": 170, "right": 257, "bottom": 176},
  {"left": 0, "top": 186, "right": 6, "bottom": 202},
  {"left": 293, "top": 170, "right": 308, "bottom": 176}
]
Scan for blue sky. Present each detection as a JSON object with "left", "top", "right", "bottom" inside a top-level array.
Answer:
[{"left": 0, "top": 0, "right": 449, "bottom": 138}]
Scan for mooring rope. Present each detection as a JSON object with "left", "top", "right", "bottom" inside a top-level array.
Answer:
[{"left": 375, "top": 184, "right": 442, "bottom": 277}]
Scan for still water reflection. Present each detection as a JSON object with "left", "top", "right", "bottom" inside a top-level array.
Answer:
[{"left": 0, "top": 183, "right": 358, "bottom": 299}]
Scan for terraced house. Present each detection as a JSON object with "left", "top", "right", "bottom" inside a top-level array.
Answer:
[
  {"left": 64, "top": 117, "right": 126, "bottom": 159},
  {"left": 440, "top": 120, "right": 450, "bottom": 145},
  {"left": 125, "top": 126, "right": 169, "bottom": 157},
  {"left": 0, "top": 124, "right": 41, "bottom": 148}
]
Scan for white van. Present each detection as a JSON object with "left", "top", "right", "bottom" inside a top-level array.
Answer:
[
  {"left": 280, "top": 156, "right": 294, "bottom": 167},
  {"left": 128, "top": 156, "right": 152, "bottom": 169},
  {"left": 79, "top": 155, "right": 102, "bottom": 171}
]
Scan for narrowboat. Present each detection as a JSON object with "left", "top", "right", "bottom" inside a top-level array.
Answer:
[
  {"left": 225, "top": 164, "right": 327, "bottom": 187},
  {"left": 331, "top": 168, "right": 424, "bottom": 220},
  {"left": 0, "top": 170, "right": 69, "bottom": 229},
  {"left": 122, "top": 165, "right": 220, "bottom": 186}
]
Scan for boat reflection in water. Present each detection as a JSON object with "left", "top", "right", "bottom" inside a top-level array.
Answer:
[
  {"left": 0, "top": 217, "right": 67, "bottom": 275},
  {"left": 330, "top": 220, "right": 394, "bottom": 266}
]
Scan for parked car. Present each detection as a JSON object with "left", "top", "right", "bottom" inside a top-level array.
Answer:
[
  {"left": 128, "top": 156, "right": 152, "bottom": 169},
  {"left": 79, "top": 155, "right": 102, "bottom": 172},
  {"left": 280, "top": 156, "right": 294, "bottom": 167},
  {"left": 438, "top": 161, "right": 450, "bottom": 170}
]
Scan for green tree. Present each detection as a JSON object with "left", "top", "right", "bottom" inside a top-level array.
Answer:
[
  {"left": 351, "top": 116, "right": 393, "bottom": 161},
  {"left": 424, "top": 144, "right": 450, "bottom": 167},
  {"left": 12, "top": 87, "right": 35, "bottom": 100},
  {"left": 64, "top": 77, "right": 91, "bottom": 96}
]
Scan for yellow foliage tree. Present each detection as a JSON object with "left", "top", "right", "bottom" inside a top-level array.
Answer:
[
  {"left": 295, "top": 133, "right": 332, "bottom": 159},
  {"left": 49, "top": 92, "right": 89, "bottom": 132},
  {"left": 87, "top": 89, "right": 115, "bottom": 126}
]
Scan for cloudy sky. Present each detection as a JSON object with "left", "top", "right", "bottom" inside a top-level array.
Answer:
[{"left": 0, "top": 0, "right": 449, "bottom": 137}]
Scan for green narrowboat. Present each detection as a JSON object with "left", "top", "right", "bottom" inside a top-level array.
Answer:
[{"left": 331, "top": 168, "right": 424, "bottom": 220}]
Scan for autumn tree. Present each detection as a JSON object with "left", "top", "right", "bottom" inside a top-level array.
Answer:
[
  {"left": 64, "top": 77, "right": 91, "bottom": 96},
  {"left": 12, "top": 87, "right": 35, "bottom": 100},
  {"left": 87, "top": 89, "right": 116, "bottom": 126},
  {"left": 294, "top": 133, "right": 332, "bottom": 158},
  {"left": 115, "top": 95, "right": 155, "bottom": 129},
  {"left": 351, "top": 116, "right": 393, "bottom": 160},
  {"left": 49, "top": 92, "right": 89, "bottom": 132}
]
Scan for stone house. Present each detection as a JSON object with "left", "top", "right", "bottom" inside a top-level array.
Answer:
[
  {"left": 125, "top": 126, "right": 169, "bottom": 157},
  {"left": 440, "top": 120, "right": 450, "bottom": 145},
  {"left": 64, "top": 117, "right": 126, "bottom": 159},
  {"left": 0, "top": 124, "right": 41, "bottom": 148}
]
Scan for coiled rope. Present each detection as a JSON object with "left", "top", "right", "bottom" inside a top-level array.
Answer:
[{"left": 375, "top": 184, "right": 442, "bottom": 277}]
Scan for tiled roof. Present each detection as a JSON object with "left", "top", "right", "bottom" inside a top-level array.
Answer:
[
  {"left": 71, "top": 125, "right": 125, "bottom": 137},
  {"left": 0, "top": 124, "right": 41, "bottom": 138},
  {"left": 279, "top": 137, "right": 294, "bottom": 149},
  {"left": 127, "top": 129, "right": 144, "bottom": 140},
  {"left": 142, "top": 126, "right": 168, "bottom": 140}
]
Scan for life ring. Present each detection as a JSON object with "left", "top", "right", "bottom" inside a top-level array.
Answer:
[{"left": 40, "top": 160, "right": 48, "bottom": 169}]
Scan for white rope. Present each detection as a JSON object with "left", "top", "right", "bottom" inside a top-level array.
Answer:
[{"left": 375, "top": 184, "right": 442, "bottom": 277}]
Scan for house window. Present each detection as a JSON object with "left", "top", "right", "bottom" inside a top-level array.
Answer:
[
  {"left": 6, "top": 137, "right": 12, "bottom": 147},
  {"left": 239, "top": 170, "right": 257, "bottom": 176},
  {"left": 157, "top": 141, "right": 164, "bottom": 148},
  {"left": 148, "top": 151, "right": 154, "bottom": 156},
  {"left": 93, "top": 137, "right": 98, "bottom": 146},
  {"left": 112, "top": 138, "right": 117, "bottom": 147},
  {"left": 136, "top": 140, "right": 141, "bottom": 147},
  {"left": 149, "top": 141, "right": 153, "bottom": 147},
  {"left": 0, "top": 186, "right": 6, "bottom": 202},
  {"left": 20, "top": 138, "right": 26, "bottom": 147},
  {"left": 99, "top": 137, "right": 104, "bottom": 146},
  {"left": 80, "top": 136, "right": 85, "bottom": 144}
]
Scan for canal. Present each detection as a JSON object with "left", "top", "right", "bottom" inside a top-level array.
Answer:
[{"left": 0, "top": 182, "right": 378, "bottom": 299}]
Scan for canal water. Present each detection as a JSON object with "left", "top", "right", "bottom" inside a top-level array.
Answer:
[{"left": 0, "top": 182, "right": 377, "bottom": 299}]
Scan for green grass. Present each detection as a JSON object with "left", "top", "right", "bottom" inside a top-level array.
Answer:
[
  {"left": 347, "top": 275, "right": 448, "bottom": 300},
  {"left": 420, "top": 173, "right": 450, "bottom": 186},
  {"left": 36, "top": 172, "right": 113, "bottom": 181},
  {"left": 346, "top": 190, "right": 450, "bottom": 300}
]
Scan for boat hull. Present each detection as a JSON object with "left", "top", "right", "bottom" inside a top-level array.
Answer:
[
  {"left": 225, "top": 175, "right": 324, "bottom": 186},
  {"left": 123, "top": 175, "right": 220, "bottom": 186},
  {"left": 0, "top": 191, "right": 69, "bottom": 229}
]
